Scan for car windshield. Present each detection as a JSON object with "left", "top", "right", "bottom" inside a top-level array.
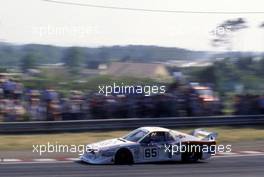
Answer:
[{"left": 122, "top": 129, "right": 149, "bottom": 142}]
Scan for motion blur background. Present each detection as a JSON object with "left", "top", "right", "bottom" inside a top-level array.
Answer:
[
  {"left": 0, "top": 1, "right": 264, "bottom": 177},
  {"left": 1, "top": 1, "right": 264, "bottom": 121}
]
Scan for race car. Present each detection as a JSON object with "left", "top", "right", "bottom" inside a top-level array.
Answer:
[{"left": 80, "top": 127, "right": 217, "bottom": 164}]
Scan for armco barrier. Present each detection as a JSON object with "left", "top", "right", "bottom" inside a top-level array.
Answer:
[{"left": 0, "top": 115, "right": 264, "bottom": 134}]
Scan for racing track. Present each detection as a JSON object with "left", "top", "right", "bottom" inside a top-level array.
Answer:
[{"left": 0, "top": 155, "right": 263, "bottom": 177}]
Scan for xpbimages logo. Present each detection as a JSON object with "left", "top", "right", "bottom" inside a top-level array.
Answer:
[
  {"left": 98, "top": 83, "right": 166, "bottom": 96},
  {"left": 164, "top": 142, "right": 232, "bottom": 156},
  {"left": 32, "top": 142, "right": 98, "bottom": 156}
]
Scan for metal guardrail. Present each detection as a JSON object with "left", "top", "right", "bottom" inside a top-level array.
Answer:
[{"left": 0, "top": 115, "right": 264, "bottom": 134}]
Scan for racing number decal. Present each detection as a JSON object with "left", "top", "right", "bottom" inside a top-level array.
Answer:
[{"left": 144, "top": 148, "right": 158, "bottom": 159}]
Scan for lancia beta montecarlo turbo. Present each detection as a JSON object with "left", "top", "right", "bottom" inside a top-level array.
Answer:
[{"left": 80, "top": 127, "right": 218, "bottom": 164}]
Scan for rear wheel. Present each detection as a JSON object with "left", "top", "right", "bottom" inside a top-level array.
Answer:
[
  {"left": 115, "top": 149, "right": 133, "bottom": 165},
  {"left": 181, "top": 151, "right": 201, "bottom": 163}
]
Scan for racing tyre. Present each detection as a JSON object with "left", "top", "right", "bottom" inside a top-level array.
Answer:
[
  {"left": 181, "top": 151, "right": 200, "bottom": 163},
  {"left": 115, "top": 149, "right": 133, "bottom": 165}
]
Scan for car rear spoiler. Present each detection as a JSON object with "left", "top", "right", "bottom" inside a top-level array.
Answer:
[{"left": 191, "top": 129, "right": 218, "bottom": 141}]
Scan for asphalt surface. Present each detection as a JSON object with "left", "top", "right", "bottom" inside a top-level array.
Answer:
[{"left": 0, "top": 155, "right": 263, "bottom": 177}]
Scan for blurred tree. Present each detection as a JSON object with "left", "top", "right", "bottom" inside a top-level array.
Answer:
[
  {"left": 211, "top": 18, "right": 247, "bottom": 50},
  {"left": 62, "top": 47, "right": 85, "bottom": 74},
  {"left": 188, "top": 57, "right": 264, "bottom": 94},
  {"left": 195, "top": 65, "right": 217, "bottom": 84},
  {"left": 97, "top": 49, "right": 108, "bottom": 61},
  {"left": 120, "top": 55, "right": 131, "bottom": 62},
  {"left": 21, "top": 53, "right": 38, "bottom": 72},
  {"left": 257, "top": 58, "right": 264, "bottom": 75},
  {"left": 87, "top": 60, "right": 100, "bottom": 69},
  {"left": 235, "top": 57, "right": 253, "bottom": 70}
]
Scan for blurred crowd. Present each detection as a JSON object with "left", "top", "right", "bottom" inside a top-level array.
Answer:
[
  {"left": 234, "top": 95, "right": 264, "bottom": 115},
  {"left": 0, "top": 79, "right": 89, "bottom": 122},
  {"left": 89, "top": 86, "right": 223, "bottom": 119},
  {"left": 1, "top": 78, "right": 264, "bottom": 122}
]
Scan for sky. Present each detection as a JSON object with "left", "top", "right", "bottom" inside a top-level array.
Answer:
[{"left": 0, "top": 0, "right": 264, "bottom": 51}]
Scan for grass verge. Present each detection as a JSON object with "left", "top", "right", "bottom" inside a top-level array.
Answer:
[{"left": 0, "top": 126, "right": 263, "bottom": 151}]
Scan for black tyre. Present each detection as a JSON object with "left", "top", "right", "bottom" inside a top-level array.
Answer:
[
  {"left": 115, "top": 149, "right": 134, "bottom": 165},
  {"left": 181, "top": 151, "right": 200, "bottom": 163}
]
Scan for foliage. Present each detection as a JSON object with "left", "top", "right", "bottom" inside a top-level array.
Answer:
[
  {"left": 0, "top": 43, "right": 208, "bottom": 67},
  {"left": 20, "top": 53, "right": 38, "bottom": 71},
  {"left": 187, "top": 57, "right": 264, "bottom": 94},
  {"left": 62, "top": 47, "right": 85, "bottom": 74}
]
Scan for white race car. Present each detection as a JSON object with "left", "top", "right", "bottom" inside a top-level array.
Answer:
[{"left": 80, "top": 127, "right": 217, "bottom": 164}]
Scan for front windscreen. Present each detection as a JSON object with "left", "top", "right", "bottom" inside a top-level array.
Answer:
[{"left": 122, "top": 129, "right": 149, "bottom": 142}]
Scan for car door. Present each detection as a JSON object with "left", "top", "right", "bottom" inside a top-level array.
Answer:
[{"left": 139, "top": 131, "right": 168, "bottom": 162}]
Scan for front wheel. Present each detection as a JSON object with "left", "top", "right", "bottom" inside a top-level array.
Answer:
[{"left": 114, "top": 149, "right": 134, "bottom": 165}]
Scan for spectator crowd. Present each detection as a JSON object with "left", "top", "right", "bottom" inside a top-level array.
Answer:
[
  {"left": 0, "top": 78, "right": 264, "bottom": 122},
  {"left": 0, "top": 78, "right": 88, "bottom": 121},
  {"left": 89, "top": 86, "right": 223, "bottom": 119},
  {"left": 234, "top": 94, "right": 264, "bottom": 115}
]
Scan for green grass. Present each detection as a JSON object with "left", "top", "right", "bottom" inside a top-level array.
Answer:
[{"left": 0, "top": 126, "right": 263, "bottom": 151}]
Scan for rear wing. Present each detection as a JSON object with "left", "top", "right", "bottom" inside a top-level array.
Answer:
[{"left": 191, "top": 129, "right": 218, "bottom": 141}]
